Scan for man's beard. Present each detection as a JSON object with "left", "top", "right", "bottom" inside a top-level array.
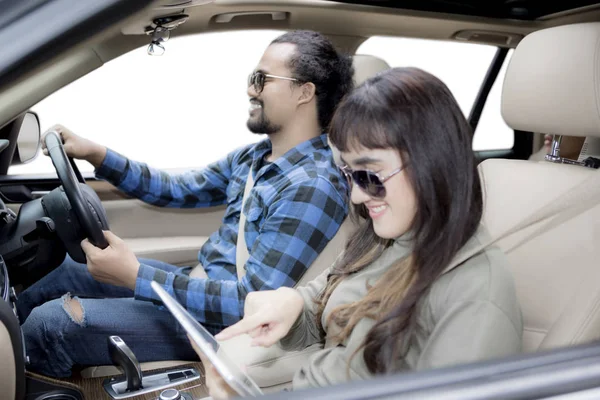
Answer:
[{"left": 247, "top": 106, "right": 281, "bottom": 135}]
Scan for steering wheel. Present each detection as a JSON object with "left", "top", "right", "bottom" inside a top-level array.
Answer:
[{"left": 44, "top": 131, "right": 108, "bottom": 249}]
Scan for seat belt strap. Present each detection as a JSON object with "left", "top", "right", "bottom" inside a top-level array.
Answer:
[
  {"left": 443, "top": 164, "right": 600, "bottom": 274},
  {"left": 236, "top": 168, "right": 254, "bottom": 280}
]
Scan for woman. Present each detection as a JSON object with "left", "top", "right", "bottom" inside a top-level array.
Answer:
[{"left": 194, "top": 67, "right": 523, "bottom": 398}]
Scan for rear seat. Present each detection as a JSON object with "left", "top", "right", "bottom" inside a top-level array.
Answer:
[{"left": 480, "top": 22, "right": 600, "bottom": 352}]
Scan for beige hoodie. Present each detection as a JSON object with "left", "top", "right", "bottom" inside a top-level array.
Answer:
[{"left": 279, "top": 225, "right": 523, "bottom": 390}]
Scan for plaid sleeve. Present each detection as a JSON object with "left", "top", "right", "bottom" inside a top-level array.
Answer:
[
  {"left": 133, "top": 176, "right": 348, "bottom": 329},
  {"left": 94, "top": 148, "right": 234, "bottom": 208}
]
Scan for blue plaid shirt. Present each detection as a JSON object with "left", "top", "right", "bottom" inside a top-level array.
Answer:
[{"left": 95, "top": 134, "right": 348, "bottom": 332}]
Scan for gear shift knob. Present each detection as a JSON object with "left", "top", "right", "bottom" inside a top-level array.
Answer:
[
  {"left": 159, "top": 388, "right": 181, "bottom": 400},
  {"left": 108, "top": 335, "right": 143, "bottom": 392},
  {"left": 159, "top": 388, "right": 194, "bottom": 400}
]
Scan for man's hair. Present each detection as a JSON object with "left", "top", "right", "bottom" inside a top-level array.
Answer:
[{"left": 271, "top": 30, "right": 354, "bottom": 130}]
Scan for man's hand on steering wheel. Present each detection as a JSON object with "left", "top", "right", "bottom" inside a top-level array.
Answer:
[
  {"left": 81, "top": 231, "right": 140, "bottom": 290},
  {"left": 43, "top": 127, "right": 109, "bottom": 250},
  {"left": 42, "top": 124, "right": 107, "bottom": 168}
]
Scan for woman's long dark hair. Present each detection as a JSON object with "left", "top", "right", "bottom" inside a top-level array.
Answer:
[{"left": 317, "top": 67, "right": 483, "bottom": 374}]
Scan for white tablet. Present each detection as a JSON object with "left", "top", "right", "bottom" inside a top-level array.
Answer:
[{"left": 150, "top": 281, "right": 263, "bottom": 397}]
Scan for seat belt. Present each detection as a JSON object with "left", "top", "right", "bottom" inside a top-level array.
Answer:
[
  {"left": 236, "top": 168, "right": 254, "bottom": 280},
  {"left": 443, "top": 164, "right": 600, "bottom": 274}
]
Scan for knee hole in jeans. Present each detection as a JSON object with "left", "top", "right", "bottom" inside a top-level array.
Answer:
[{"left": 61, "top": 293, "right": 86, "bottom": 326}]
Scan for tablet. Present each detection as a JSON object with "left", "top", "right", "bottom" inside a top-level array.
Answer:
[{"left": 150, "top": 281, "right": 263, "bottom": 397}]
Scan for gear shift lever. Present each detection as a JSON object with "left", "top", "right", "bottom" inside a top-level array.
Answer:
[{"left": 108, "top": 336, "right": 143, "bottom": 392}]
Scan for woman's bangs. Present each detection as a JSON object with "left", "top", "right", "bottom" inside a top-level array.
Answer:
[{"left": 329, "top": 96, "right": 393, "bottom": 153}]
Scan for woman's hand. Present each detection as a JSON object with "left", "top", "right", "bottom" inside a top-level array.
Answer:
[
  {"left": 215, "top": 287, "right": 304, "bottom": 347},
  {"left": 188, "top": 335, "right": 238, "bottom": 400}
]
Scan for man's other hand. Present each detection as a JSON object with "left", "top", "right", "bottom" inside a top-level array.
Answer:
[{"left": 81, "top": 230, "right": 140, "bottom": 290}]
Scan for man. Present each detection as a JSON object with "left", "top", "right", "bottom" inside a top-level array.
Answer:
[{"left": 17, "top": 30, "right": 354, "bottom": 378}]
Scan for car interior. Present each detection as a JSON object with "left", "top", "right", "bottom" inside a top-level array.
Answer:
[{"left": 2, "top": 0, "right": 600, "bottom": 399}]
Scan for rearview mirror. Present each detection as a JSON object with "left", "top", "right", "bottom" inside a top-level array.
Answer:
[{"left": 11, "top": 111, "right": 41, "bottom": 165}]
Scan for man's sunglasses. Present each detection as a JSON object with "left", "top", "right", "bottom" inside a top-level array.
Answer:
[
  {"left": 339, "top": 165, "right": 406, "bottom": 198},
  {"left": 248, "top": 71, "right": 299, "bottom": 94}
]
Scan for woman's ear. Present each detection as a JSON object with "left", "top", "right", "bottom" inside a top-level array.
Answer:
[{"left": 298, "top": 82, "right": 317, "bottom": 105}]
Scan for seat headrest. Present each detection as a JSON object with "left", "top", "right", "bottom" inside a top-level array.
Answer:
[
  {"left": 328, "top": 54, "right": 392, "bottom": 164},
  {"left": 352, "top": 54, "right": 391, "bottom": 86},
  {"left": 502, "top": 22, "right": 600, "bottom": 138}
]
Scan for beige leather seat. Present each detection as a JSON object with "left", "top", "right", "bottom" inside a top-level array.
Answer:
[
  {"left": 0, "top": 298, "right": 24, "bottom": 400},
  {"left": 80, "top": 54, "right": 391, "bottom": 380},
  {"left": 480, "top": 21, "right": 600, "bottom": 353},
  {"left": 352, "top": 54, "right": 391, "bottom": 86}
]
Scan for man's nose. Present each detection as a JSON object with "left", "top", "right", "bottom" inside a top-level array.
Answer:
[{"left": 247, "top": 83, "right": 258, "bottom": 98}]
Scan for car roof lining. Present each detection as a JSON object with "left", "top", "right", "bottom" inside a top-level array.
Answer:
[
  {"left": 326, "top": 0, "right": 600, "bottom": 21},
  {"left": 2, "top": 0, "right": 600, "bottom": 129},
  {"left": 93, "top": 1, "right": 600, "bottom": 61}
]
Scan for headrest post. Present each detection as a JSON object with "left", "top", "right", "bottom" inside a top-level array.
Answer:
[
  {"left": 545, "top": 135, "right": 563, "bottom": 162},
  {"left": 544, "top": 134, "right": 593, "bottom": 167}
]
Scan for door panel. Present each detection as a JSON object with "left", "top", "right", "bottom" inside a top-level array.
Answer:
[
  {"left": 87, "top": 179, "right": 129, "bottom": 201},
  {"left": 4, "top": 178, "right": 226, "bottom": 267},
  {"left": 102, "top": 199, "right": 225, "bottom": 266},
  {"left": 125, "top": 236, "right": 208, "bottom": 267},
  {"left": 101, "top": 199, "right": 225, "bottom": 239}
]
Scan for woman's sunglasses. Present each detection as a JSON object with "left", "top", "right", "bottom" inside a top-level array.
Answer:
[
  {"left": 339, "top": 165, "right": 405, "bottom": 198},
  {"left": 248, "top": 71, "right": 299, "bottom": 94}
]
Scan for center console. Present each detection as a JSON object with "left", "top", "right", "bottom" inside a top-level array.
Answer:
[{"left": 103, "top": 335, "right": 201, "bottom": 399}]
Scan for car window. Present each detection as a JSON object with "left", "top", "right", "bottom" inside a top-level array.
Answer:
[
  {"left": 356, "top": 36, "right": 513, "bottom": 151},
  {"left": 11, "top": 30, "right": 286, "bottom": 175},
  {"left": 471, "top": 50, "right": 514, "bottom": 151},
  {"left": 14, "top": 32, "right": 513, "bottom": 175}
]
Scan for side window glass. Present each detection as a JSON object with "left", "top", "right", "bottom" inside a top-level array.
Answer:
[
  {"left": 356, "top": 37, "right": 513, "bottom": 151},
  {"left": 11, "top": 30, "right": 286, "bottom": 175},
  {"left": 471, "top": 50, "right": 514, "bottom": 151}
]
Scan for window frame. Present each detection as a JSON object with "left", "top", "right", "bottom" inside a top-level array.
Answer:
[
  {"left": 470, "top": 47, "right": 533, "bottom": 161},
  {"left": 256, "top": 340, "right": 600, "bottom": 400}
]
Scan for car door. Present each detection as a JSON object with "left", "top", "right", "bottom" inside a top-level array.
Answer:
[{"left": 254, "top": 340, "right": 600, "bottom": 399}]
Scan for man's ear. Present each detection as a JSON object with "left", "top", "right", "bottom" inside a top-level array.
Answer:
[{"left": 297, "top": 82, "right": 316, "bottom": 106}]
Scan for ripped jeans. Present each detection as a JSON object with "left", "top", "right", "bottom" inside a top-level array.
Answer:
[{"left": 16, "top": 255, "right": 199, "bottom": 378}]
